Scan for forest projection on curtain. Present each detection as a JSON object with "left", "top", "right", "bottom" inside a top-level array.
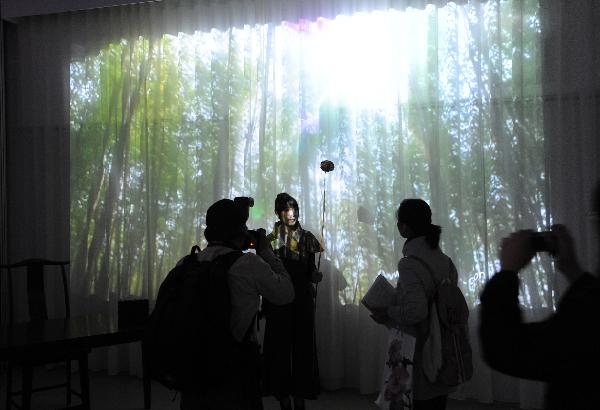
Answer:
[{"left": 70, "top": 0, "right": 550, "bottom": 308}]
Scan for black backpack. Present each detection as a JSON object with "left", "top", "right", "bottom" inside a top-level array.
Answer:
[{"left": 144, "top": 245, "right": 243, "bottom": 392}]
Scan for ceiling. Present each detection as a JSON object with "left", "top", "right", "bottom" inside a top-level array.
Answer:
[{"left": 1, "top": 0, "right": 159, "bottom": 19}]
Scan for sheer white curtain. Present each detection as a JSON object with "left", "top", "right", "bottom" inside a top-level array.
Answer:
[
  {"left": 542, "top": 0, "right": 600, "bottom": 282},
  {"left": 3, "top": 0, "right": 600, "bottom": 408}
]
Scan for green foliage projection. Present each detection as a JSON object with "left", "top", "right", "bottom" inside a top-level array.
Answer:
[{"left": 70, "top": 1, "right": 550, "bottom": 308}]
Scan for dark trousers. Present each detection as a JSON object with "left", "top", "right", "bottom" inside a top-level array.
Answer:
[
  {"left": 262, "top": 297, "right": 319, "bottom": 399},
  {"left": 180, "top": 342, "right": 263, "bottom": 410},
  {"left": 413, "top": 395, "right": 447, "bottom": 410}
]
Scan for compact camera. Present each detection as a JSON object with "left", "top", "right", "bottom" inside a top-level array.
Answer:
[
  {"left": 243, "top": 229, "right": 261, "bottom": 250},
  {"left": 531, "top": 231, "right": 557, "bottom": 255},
  {"left": 233, "top": 196, "right": 259, "bottom": 250}
]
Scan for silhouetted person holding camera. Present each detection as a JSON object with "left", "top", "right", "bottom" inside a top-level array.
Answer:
[
  {"left": 180, "top": 198, "right": 294, "bottom": 410},
  {"left": 479, "top": 183, "right": 600, "bottom": 410},
  {"left": 262, "top": 193, "right": 322, "bottom": 410}
]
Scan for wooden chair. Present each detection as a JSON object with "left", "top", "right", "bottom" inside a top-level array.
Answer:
[{"left": 1, "top": 259, "right": 90, "bottom": 410}]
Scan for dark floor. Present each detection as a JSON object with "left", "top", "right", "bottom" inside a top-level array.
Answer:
[{"left": 0, "top": 366, "right": 523, "bottom": 410}]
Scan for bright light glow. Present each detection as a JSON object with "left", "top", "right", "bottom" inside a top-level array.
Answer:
[{"left": 275, "top": 9, "right": 430, "bottom": 113}]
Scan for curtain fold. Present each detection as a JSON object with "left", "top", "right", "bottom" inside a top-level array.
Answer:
[
  {"left": 4, "top": 0, "right": 599, "bottom": 408},
  {"left": 0, "top": 18, "right": 8, "bottom": 325}
]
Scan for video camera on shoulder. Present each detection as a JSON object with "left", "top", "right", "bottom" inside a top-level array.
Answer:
[{"left": 234, "top": 196, "right": 259, "bottom": 250}]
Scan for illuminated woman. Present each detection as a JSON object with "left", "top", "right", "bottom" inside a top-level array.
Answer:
[{"left": 262, "top": 193, "right": 322, "bottom": 410}]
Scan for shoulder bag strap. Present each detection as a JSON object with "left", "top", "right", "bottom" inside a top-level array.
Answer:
[
  {"left": 407, "top": 255, "right": 437, "bottom": 296},
  {"left": 213, "top": 250, "right": 244, "bottom": 268},
  {"left": 446, "top": 257, "right": 457, "bottom": 285}
]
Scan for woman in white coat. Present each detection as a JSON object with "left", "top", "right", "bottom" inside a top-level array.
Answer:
[{"left": 372, "top": 199, "right": 457, "bottom": 410}]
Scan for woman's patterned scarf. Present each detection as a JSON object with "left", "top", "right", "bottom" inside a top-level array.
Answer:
[{"left": 267, "top": 221, "right": 322, "bottom": 261}]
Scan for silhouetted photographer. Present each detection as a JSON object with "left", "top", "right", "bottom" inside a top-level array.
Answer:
[
  {"left": 146, "top": 197, "right": 294, "bottom": 410},
  {"left": 479, "top": 183, "right": 600, "bottom": 410}
]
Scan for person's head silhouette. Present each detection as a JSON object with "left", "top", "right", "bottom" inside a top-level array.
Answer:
[
  {"left": 396, "top": 198, "right": 441, "bottom": 249},
  {"left": 204, "top": 199, "right": 249, "bottom": 248}
]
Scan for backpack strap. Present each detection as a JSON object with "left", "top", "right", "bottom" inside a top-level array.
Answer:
[
  {"left": 446, "top": 258, "right": 458, "bottom": 286},
  {"left": 210, "top": 250, "right": 252, "bottom": 337},
  {"left": 406, "top": 255, "right": 454, "bottom": 312},
  {"left": 212, "top": 249, "right": 244, "bottom": 269},
  {"left": 214, "top": 251, "right": 261, "bottom": 345},
  {"left": 406, "top": 255, "right": 438, "bottom": 300},
  {"left": 406, "top": 255, "right": 439, "bottom": 339},
  {"left": 407, "top": 255, "right": 454, "bottom": 290},
  {"left": 407, "top": 255, "right": 444, "bottom": 378}
]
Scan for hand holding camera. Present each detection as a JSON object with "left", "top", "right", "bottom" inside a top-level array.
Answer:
[
  {"left": 499, "top": 230, "right": 535, "bottom": 272},
  {"left": 499, "top": 225, "right": 583, "bottom": 283},
  {"left": 252, "top": 228, "right": 269, "bottom": 252},
  {"left": 243, "top": 226, "right": 269, "bottom": 252},
  {"left": 530, "top": 231, "right": 558, "bottom": 255}
]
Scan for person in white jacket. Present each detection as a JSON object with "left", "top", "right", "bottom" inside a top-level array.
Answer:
[
  {"left": 371, "top": 199, "right": 457, "bottom": 410},
  {"left": 180, "top": 198, "right": 295, "bottom": 410}
]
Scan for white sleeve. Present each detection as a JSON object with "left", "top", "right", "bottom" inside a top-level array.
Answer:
[{"left": 244, "top": 249, "right": 295, "bottom": 305}]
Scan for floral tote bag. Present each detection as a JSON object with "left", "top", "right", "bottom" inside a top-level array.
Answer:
[{"left": 375, "top": 328, "right": 416, "bottom": 410}]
